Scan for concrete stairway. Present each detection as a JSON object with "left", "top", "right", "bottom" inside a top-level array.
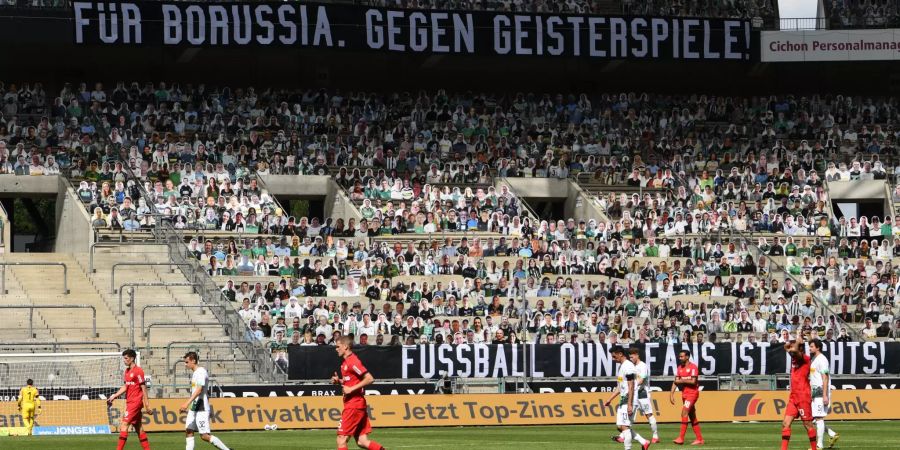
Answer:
[
  {"left": 0, "top": 253, "right": 128, "bottom": 344},
  {"left": 72, "top": 245, "right": 262, "bottom": 390},
  {"left": 0, "top": 248, "right": 263, "bottom": 394}
]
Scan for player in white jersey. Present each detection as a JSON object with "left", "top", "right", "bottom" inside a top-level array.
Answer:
[
  {"left": 629, "top": 347, "right": 660, "bottom": 443},
  {"left": 808, "top": 340, "right": 839, "bottom": 449},
  {"left": 180, "top": 352, "right": 232, "bottom": 450},
  {"left": 605, "top": 346, "right": 652, "bottom": 450}
]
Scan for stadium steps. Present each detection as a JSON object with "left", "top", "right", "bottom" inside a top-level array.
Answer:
[
  {"left": 454, "top": 377, "right": 504, "bottom": 394},
  {"left": 0, "top": 308, "right": 55, "bottom": 342},
  {"left": 71, "top": 245, "right": 229, "bottom": 343},
  {"left": 71, "top": 246, "right": 260, "bottom": 388},
  {"left": 0, "top": 253, "right": 129, "bottom": 344}
]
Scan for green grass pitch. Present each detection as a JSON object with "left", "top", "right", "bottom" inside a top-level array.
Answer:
[{"left": 0, "top": 421, "right": 890, "bottom": 449}]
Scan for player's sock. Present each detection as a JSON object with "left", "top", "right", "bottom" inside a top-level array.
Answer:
[
  {"left": 807, "top": 427, "right": 817, "bottom": 450},
  {"left": 679, "top": 417, "right": 688, "bottom": 440},
  {"left": 187, "top": 437, "right": 195, "bottom": 450},
  {"left": 816, "top": 419, "right": 825, "bottom": 448},
  {"left": 632, "top": 431, "right": 648, "bottom": 446},
  {"left": 649, "top": 415, "right": 659, "bottom": 437},
  {"left": 139, "top": 431, "right": 151, "bottom": 450},
  {"left": 210, "top": 436, "right": 230, "bottom": 450},
  {"left": 337, "top": 446, "right": 349, "bottom": 450},
  {"left": 117, "top": 431, "right": 128, "bottom": 450},
  {"left": 826, "top": 426, "right": 836, "bottom": 438},
  {"left": 366, "top": 442, "right": 384, "bottom": 450},
  {"left": 691, "top": 421, "right": 703, "bottom": 441},
  {"left": 622, "top": 429, "right": 633, "bottom": 450},
  {"left": 781, "top": 427, "right": 791, "bottom": 450}
]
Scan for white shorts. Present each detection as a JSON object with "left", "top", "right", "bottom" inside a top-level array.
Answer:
[
  {"left": 635, "top": 396, "right": 654, "bottom": 416},
  {"left": 616, "top": 404, "right": 635, "bottom": 427},
  {"left": 812, "top": 397, "right": 830, "bottom": 418},
  {"left": 186, "top": 410, "right": 211, "bottom": 434}
]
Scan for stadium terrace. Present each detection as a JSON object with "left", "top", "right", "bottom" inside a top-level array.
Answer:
[{"left": 5, "top": 0, "right": 900, "bottom": 446}]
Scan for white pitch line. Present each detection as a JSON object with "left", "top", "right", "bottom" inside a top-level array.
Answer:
[{"left": 396, "top": 446, "right": 882, "bottom": 450}]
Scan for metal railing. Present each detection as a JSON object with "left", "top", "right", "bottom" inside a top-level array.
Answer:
[
  {"left": 63, "top": 157, "right": 287, "bottom": 384},
  {"left": 171, "top": 358, "right": 258, "bottom": 384},
  {"left": 89, "top": 241, "right": 172, "bottom": 273},
  {"left": 822, "top": 179, "right": 839, "bottom": 223},
  {"left": 145, "top": 322, "right": 233, "bottom": 349},
  {"left": 0, "top": 305, "right": 97, "bottom": 338},
  {"left": 326, "top": 177, "right": 364, "bottom": 222},
  {"left": 0, "top": 197, "right": 8, "bottom": 254},
  {"left": 886, "top": 181, "right": 896, "bottom": 220},
  {"left": 119, "top": 282, "right": 205, "bottom": 349},
  {"left": 163, "top": 230, "right": 286, "bottom": 381},
  {"left": 141, "top": 304, "right": 227, "bottom": 337},
  {"left": 162, "top": 340, "right": 246, "bottom": 363},
  {"left": 774, "top": 17, "right": 828, "bottom": 30},
  {"left": 0, "top": 262, "right": 69, "bottom": 294},
  {"left": 117, "top": 282, "right": 202, "bottom": 315},
  {"left": 112, "top": 159, "right": 288, "bottom": 383},
  {"left": 0, "top": 341, "right": 121, "bottom": 353},
  {"left": 110, "top": 262, "right": 196, "bottom": 293},
  {"left": 498, "top": 176, "right": 541, "bottom": 225}
]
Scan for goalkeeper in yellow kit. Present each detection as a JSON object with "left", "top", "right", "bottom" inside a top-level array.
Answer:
[{"left": 17, "top": 379, "right": 41, "bottom": 435}]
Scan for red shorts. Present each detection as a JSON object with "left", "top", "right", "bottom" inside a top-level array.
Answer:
[
  {"left": 122, "top": 403, "right": 143, "bottom": 425},
  {"left": 681, "top": 395, "right": 699, "bottom": 411},
  {"left": 786, "top": 396, "right": 812, "bottom": 421},
  {"left": 337, "top": 408, "right": 371, "bottom": 437}
]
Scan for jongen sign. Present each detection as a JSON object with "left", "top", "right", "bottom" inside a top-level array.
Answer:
[
  {"left": 288, "top": 342, "right": 895, "bottom": 380},
  {"left": 72, "top": 1, "right": 753, "bottom": 60}
]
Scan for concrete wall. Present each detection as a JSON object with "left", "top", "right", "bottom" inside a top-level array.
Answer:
[
  {"left": 500, "top": 177, "right": 608, "bottom": 224},
  {"left": 567, "top": 181, "right": 609, "bottom": 224},
  {"left": 828, "top": 180, "right": 888, "bottom": 217},
  {"left": 259, "top": 175, "right": 332, "bottom": 197},
  {"left": 827, "top": 181, "right": 886, "bottom": 200},
  {"left": 0, "top": 175, "right": 60, "bottom": 197},
  {"left": 0, "top": 198, "right": 8, "bottom": 254},
  {"left": 259, "top": 175, "right": 361, "bottom": 221},
  {"left": 326, "top": 182, "right": 363, "bottom": 221},
  {"left": 54, "top": 177, "right": 93, "bottom": 253},
  {"left": 501, "top": 178, "right": 570, "bottom": 198}
]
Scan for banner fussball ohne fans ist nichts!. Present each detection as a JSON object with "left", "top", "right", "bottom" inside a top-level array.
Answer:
[
  {"left": 288, "top": 342, "right": 896, "bottom": 379},
  {"left": 72, "top": 1, "right": 754, "bottom": 61}
]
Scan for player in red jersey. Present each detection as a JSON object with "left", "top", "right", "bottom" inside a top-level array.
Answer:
[
  {"left": 107, "top": 349, "right": 151, "bottom": 450},
  {"left": 782, "top": 330, "right": 816, "bottom": 450},
  {"left": 332, "top": 336, "right": 385, "bottom": 450},
  {"left": 670, "top": 349, "right": 703, "bottom": 446}
]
